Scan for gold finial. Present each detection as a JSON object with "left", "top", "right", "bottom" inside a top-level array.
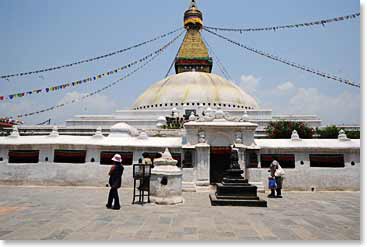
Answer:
[
  {"left": 189, "top": 0, "right": 197, "bottom": 8},
  {"left": 184, "top": 0, "right": 203, "bottom": 29}
]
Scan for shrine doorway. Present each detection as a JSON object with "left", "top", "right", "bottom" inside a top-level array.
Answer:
[{"left": 209, "top": 146, "right": 231, "bottom": 184}]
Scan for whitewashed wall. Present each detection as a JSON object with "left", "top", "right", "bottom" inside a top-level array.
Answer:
[
  {"left": 246, "top": 151, "right": 360, "bottom": 191},
  {"left": 0, "top": 144, "right": 360, "bottom": 191},
  {"left": 0, "top": 145, "right": 181, "bottom": 188}
]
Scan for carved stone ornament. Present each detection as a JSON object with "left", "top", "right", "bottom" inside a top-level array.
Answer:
[
  {"left": 49, "top": 126, "right": 59, "bottom": 137},
  {"left": 338, "top": 129, "right": 350, "bottom": 141},
  {"left": 9, "top": 125, "right": 20, "bottom": 138},
  {"left": 198, "top": 130, "right": 206, "bottom": 143},
  {"left": 291, "top": 130, "right": 301, "bottom": 141},
  {"left": 93, "top": 127, "right": 104, "bottom": 138},
  {"left": 235, "top": 132, "right": 242, "bottom": 144},
  {"left": 240, "top": 111, "right": 249, "bottom": 122},
  {"left": 189, "top": 112, "right": 196, "bottom": 121}
]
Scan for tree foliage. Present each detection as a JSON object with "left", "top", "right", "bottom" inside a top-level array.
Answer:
[
  {"left": 345, "top": 130, "right": 360, "bottom": 139},
  {"left": 265, "top": 121, "right": 314, "bottom": 139},
  {"left": 316, "top": 125, "right": 360, "bottom": 139},
  {"left": 315, "top": 125, "right": 339, "bottom": 138}
]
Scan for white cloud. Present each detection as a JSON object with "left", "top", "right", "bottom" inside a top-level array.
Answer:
[
  {"left": 239, "top": 74, "right": 260, "bottom": 94},
  {"left": 0, "top": 98, "right": 35, "bottom": 119},
  {"left": 276, "top": 81, "right": 295, "bottom": 93},
  {"left": 0, "top": 91, "right": 119, "bottom": 125},
  {"left": 287, "top": 87, "right": 360, "bottom": 125},
  {"left": 51, "top": 92, "right": 118, "bottom": 124},
  {"left": 237, "top": 75, "right": 360, "bottom": 125}
]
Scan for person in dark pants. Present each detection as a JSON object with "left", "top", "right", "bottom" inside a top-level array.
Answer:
[{"left": 106, "top": 154, "right": 124, "bottom": 210}]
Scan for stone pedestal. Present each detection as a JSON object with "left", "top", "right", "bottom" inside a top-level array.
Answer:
[
  {"left": 150, "top": 148, "right": 183, "bottom": 205},
  {"left": 210, "top": 167, "right": 267, "bottom": 207}
]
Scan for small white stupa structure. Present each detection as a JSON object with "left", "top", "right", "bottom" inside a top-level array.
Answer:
[
  {"left": 150, "top": 148, "right": 183, "bottom": 205},
  {"left": 338, "top": 129, "right": 350, "bottom": 141},
  {"left": 92, "top": 127, "right": 104, "bottom": 138},
  {"left": 48, "top": 126, "right": 59, "bottom": 137},
  {"left": 291, "top": 130, "right": 301, "bottom": 141},
  {"left": 9, "top": 126, "right": 20, "bottom": 138}
]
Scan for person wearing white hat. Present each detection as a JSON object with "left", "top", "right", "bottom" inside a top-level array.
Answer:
[{"left": 106, "top": 154, "right": 124, "bottom": 210}]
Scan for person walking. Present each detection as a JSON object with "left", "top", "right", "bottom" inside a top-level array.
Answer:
[
  {"left": 106, "top": 154, "right": 124, "bottom": 210},
  {"left": 268, "top": 160, "right": 285, "bottom": 198}
]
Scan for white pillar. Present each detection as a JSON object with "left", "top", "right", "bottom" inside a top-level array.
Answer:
[
  {"left": 195, "top": 143, "right": 210, "bottom": 186},
  {"left": 39, "top": 148, "right": 50, "bottom": 163},
  {"left": 238, "top": 147, "right": 246, "bottom": 170}
]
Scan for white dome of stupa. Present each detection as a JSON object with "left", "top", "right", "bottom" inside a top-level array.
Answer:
[{"left": 132, "top": 72, "right": 258, "bottom": 111}]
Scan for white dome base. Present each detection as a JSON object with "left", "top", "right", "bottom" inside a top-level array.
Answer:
[{"left": 132, "top": 72, "right": 258, "bottom": 111}]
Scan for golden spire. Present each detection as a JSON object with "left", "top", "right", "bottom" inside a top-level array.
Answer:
[
  {"left": 175, "top": 1, "right": 212, "bottom": 74},
  {"left": 184, "top": 0, "right": 203, "bottom": 30}
]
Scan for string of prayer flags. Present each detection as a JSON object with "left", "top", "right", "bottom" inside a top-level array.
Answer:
[
  {"left": 0, "top": 27, "right": 183, "bottom": 80},
  {"left": 204, "top": 13, "right": 360, "bottom": 33},
  {"left": 204, "top": 28, "right": 360, "bottom": 88},
  {"left": 5, "top": 31, "right": 184, "bottom": 119},
  {"left": 0, "top": 31, "right": 185, "bottom": 101}
]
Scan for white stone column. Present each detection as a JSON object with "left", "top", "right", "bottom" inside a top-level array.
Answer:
[
  {"left": 238, "top": 147, "right": 246, "bottom": 170},
  {"left": 86, "top": 148, "right": 99, "bottom": 163},
  {"left": 48, "top": 147, "right": 56, "bottom": 163},
  {"left": 0, "top": 147, "right": 7, "bottom": 163},
  {"left": 195, "top": 143, "right": 210, "bottom": 186},
  {"left": 39, "top": 148, "right": 50, "bottom": 163}
]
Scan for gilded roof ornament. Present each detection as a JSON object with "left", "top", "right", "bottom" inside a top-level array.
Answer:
[{"left": 175, "top": 0, "right": 212, "bottom": 74}]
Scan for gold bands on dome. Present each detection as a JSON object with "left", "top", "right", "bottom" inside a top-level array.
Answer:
[{"left": 184, "top": 17, "right": 203, "bottom": 27}]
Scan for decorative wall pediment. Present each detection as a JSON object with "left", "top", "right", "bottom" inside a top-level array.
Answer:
[{"left": 184, "top": 109, "right": 258, "bottom": 147}]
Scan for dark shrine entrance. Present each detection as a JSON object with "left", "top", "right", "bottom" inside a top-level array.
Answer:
[{"left": 210, "top": 146, "right": 232, "bottom": 184}]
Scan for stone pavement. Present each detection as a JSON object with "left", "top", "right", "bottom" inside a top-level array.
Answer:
[{"left": 0, "top": 186, "right": 360, "bottom": 241}]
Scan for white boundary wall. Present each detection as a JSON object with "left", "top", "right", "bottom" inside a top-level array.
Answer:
[{"left": 246, "top": 151, "right": 360, "bottom": 191}]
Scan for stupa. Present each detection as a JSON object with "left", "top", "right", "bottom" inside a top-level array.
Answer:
[
  {"left": 65, "top": 0, "right": 321, "bottom": 135},
  {"left": 0, "top": 1, "right": 358, "bottom": 193}
]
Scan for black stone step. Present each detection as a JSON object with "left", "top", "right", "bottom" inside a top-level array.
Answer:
[
  {"left": 216, "top": 184, "right": 258, "bottom": 196},
  {"left": 209, "top": 194, "right": 267, "bottom": 207},
  {"left": 222, "top": 178, "right": 249, "bottom": 184},
  {"left": 215, "top": 194, "right": 260, "bottom": 200},
  {"left": 221, "top": 183, "right": 253, "bottom": 186},
  {"left": 210, "top": 166, "right": 267, "bottom": 207}
]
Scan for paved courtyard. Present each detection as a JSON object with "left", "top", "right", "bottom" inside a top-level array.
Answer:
[{"left": 0, "top": 186, "right": 360, "bottom": 241}]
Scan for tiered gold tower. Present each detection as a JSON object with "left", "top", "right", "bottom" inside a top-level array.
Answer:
[{"left": 175, "top": 0, "right": 213, "bottom": 74}]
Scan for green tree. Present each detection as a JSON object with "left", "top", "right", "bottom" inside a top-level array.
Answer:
[
  {"left": 345, "top": 130, "right": 360, "bottom": 139},
  {"left": 265, "top": 121, "right": 314, "bottom": 139},
  {"left": 315, "top": 125, "right": 339, "bottom": 138},
  {"left": 316, "top": 125, "right": 360, "bottom": 139}
]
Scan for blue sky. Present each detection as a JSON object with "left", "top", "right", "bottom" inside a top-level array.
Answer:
[{"left": 0, "top": 0, "right": 361, "bottom": 125}]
